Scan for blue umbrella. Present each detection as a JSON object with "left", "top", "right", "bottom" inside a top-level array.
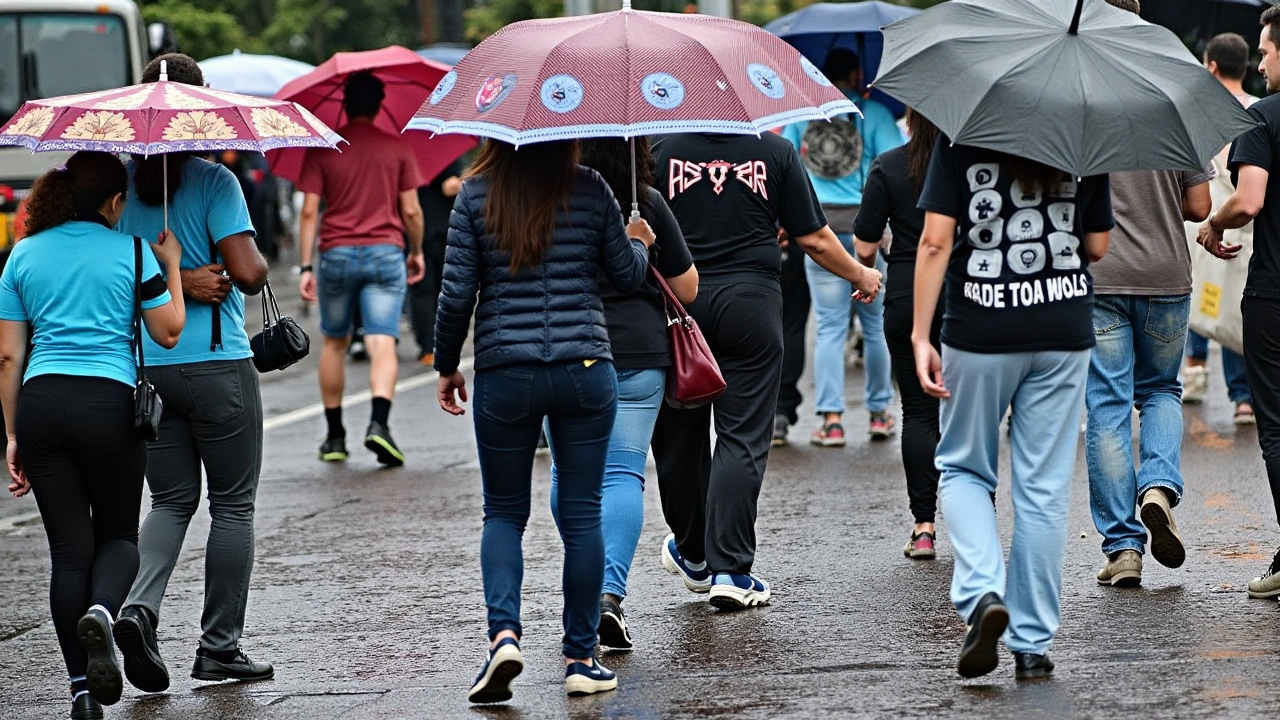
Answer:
[
  {"left": 199, "top": 50, "right": 316, "bottom": 98},
  {"left": 764, "top": 1, "right": 920, "bottom": 116},
  {"left": 415, "top": 43, "right": 470, "bottom": 66}
]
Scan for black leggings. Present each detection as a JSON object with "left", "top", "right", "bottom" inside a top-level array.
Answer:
[
  {"left": 883, "top": 296, "right": 942, "bottom": 524},
  {"left": 17, "top": 374, "right": 146, "bottom": 678}
]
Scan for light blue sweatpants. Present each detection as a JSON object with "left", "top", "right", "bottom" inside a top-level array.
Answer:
[{"left": 936, "top": 344, "right": 1090, "bottom": 655}]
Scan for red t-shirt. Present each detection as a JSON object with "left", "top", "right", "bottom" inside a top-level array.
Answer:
[{"left": 297, "top": 121, "right": 424, "bottom": 251}]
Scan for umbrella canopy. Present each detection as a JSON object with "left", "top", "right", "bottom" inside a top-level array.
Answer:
[
  {"left": 199, "top": 50, "right": 317, "bottom": 98},
  {"left": 0, "top": 80, "right": 344, "bottom": 156},
  {"left": 765, "top": 1, "right": 922, "bottom": 118},
  {"left": 269, "top": 45, "right": 476, "bottom": 184},
  {"left": 873, "top": 0, "right": 1258, "bottom": 177},
  {"left": 405, "top": 0, "right": 860, "bottom": 145}
]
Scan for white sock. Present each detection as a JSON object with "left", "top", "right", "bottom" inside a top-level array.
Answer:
[{"left": 88, "top": 604, "right": 113, "bottom": 625}]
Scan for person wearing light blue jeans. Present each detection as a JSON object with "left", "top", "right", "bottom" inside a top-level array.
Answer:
[
  {"left": 936, "top": 347, "right": 1090, "bottom": 655},
  {"left": 547, "top": 138, "right": 697, "bottom": 650},
  {"left": 804, "top": 236, "right": 893, "bottom": 444},
  {"left": 915, "top": 141, "right": 1113, "bottom": 679}
]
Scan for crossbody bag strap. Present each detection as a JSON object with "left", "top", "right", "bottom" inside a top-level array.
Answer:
[
  {"left": 133, "top": 236, "right": 145, "bottom": 382},
  {"left": 209, "top": 236, "right": 222, "bottom": 352}
]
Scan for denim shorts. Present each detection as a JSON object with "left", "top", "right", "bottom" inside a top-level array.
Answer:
[{"left": 318, "top": 244, "right": 407, "bottom": 339}]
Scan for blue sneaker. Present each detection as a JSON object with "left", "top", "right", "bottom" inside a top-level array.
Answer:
[
  {"left": 467, "top": 637, "right": 523, "bottom": 704},
  {"left": 708, "top": 572, "right": 771, "bottom": 610},
  {"left": 565, "top": 659, "right": 617, "bottom": 697},
  {"left": 661, "top": 533, "right": 711, "bottom": 593}
]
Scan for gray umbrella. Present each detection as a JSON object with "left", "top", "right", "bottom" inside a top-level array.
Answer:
[{"left": 872, "top": 0, "right": 1258, "bottom": 177}]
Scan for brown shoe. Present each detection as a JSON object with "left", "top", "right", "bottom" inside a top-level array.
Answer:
[
  {"left": 1096, "top": 549, "right": 1142, "bottom": 586},
  {"left": 1140, "top": 489, "right": 1185, "bottom": 568}
]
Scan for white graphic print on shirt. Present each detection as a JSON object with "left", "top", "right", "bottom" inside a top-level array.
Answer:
[{"left": 960, "top": 163, "right": 1086, "bottom": 309}]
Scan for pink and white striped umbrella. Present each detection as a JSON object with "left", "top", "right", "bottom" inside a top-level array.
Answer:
[{"left": 405, "top": 0, "right": 860, "bottom": 145}]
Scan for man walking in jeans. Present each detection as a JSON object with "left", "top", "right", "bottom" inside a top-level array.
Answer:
[
  {"left": 1086, "top": 2, "right": 1213, "bottom": 583},
  {"left": 297, "top": 71, "right": 426, "bottom": 466},
  {"left": 1198, "top": 5, "right": 1280, "bottom": 597}
]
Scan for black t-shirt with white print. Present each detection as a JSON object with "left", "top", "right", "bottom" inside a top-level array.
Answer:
[
  {"left": 917, "top": 139, "right": 1114, "bottom": 354},
  {"left": 652, "top": 132, "right": 827, "bottom": 287}
]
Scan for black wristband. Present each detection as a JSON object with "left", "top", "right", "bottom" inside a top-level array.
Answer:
[{"left": 299, "top": 264, "right": 314, "bottom": 273}]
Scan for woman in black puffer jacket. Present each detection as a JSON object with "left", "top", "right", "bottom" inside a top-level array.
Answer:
[{"left": 433, "top": 139, "right": 655, "bottom": 704}]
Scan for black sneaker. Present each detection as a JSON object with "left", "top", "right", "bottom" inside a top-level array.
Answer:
[
  {"left": 1013, "top": 652, "right": 1055, "bottom": 680},
  {"left": 77, "top": 607, "right": 122, "bottom": 705},
  {"left": 771, "top": 414, "right": 789, "bottom": 447},
  {"left": 598, "top": 596, "right": 633, "bottom": 650},
  {"left": 365, "top": 421, "right": 405, "bottom": 466},
  {"left": 319, "top": 436, "right": 348, "bottom": 462},
  {"left": 957, "top": 592, "right": 1008, "bottom": 679},
  {"left": 191, "top": 648, "right": 274, "bottom": 682},
  {"left": 114, "top": 605, "right": 170, "bottom": 692}
]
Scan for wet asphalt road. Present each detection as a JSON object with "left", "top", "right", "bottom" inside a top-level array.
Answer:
[{"left": 3, "top": 253, "right": 1280, "bottom": 719}]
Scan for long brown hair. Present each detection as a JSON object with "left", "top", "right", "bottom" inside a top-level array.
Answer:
[
  {"left": 904, "top": 108, "right": 940, "bottom": 193},
  {"left": 466, "top": 139, "right": 579, "bottom": 273},
  {"left": 134, "top": 52, "right": 203, "bottom": 206},
  {"left": 24, "top": 151, "right": 127, "bottom": 236}
]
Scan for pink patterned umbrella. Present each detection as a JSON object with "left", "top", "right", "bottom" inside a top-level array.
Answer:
[
  {"left": 0, "top": 79, "right": 343, "bottom": 156},
  {"left": 405, "top": 0, "right": 860, "bottom": 145}
]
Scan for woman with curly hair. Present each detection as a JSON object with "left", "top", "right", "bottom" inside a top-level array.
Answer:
[{"left": 0, "top": 151, "right": 184, "bottom": 719}]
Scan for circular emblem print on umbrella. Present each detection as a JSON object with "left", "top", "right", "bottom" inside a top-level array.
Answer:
[
  {"left": 540, "top": 74, "right": 584, "bottom": 114},
  {"left": 747, "top": 63, "right": 786, "bottom": 99},
  {"left": 475, "top": 74, "right": 517, "bottom": 114},
  {"left": 800, "top": 56, "right": 832, "bottom": 87},
  {"left": 430, "top": 70, "right": 458, "bottom": 106},
  {"left": 641, "top": 73, "right": 685, "bottom": 110}
]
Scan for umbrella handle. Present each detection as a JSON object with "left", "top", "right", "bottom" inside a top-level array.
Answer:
[{"left": 630, "top": 137, "right": 640, "bottom": 225}]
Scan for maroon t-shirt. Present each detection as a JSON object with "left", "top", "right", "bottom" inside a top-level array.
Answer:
[{"left": 298, "top": 121, "right": 425, "bottom": 251}]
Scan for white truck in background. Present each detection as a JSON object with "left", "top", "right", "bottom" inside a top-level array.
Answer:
[{"left": 0, "top": 0, "right": 172, "bottom": 246}]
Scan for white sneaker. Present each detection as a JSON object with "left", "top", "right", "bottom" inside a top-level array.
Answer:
[{"left": 1182, "top": 365, "right": 1208, "bottom": 404}]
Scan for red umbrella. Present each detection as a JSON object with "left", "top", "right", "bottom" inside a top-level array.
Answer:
[{"left": 268, "top": 46, "right": 476, "bottom": 184}]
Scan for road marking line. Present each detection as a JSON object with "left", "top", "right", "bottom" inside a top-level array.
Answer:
[{"left": 263, "top": 358, "right": 475, "bottom": 432}]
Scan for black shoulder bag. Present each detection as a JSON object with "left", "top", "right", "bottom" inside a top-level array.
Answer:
[
  {"left": 133, "top": 237, "right": 163, "bottom": 442},
  {"left": 249, "top": 279, "right": 310, "bottom": 372}
]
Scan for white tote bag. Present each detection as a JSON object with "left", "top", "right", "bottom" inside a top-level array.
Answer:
[{"left": 1186, "top": 154, "right": 1251, "bottom": 355}]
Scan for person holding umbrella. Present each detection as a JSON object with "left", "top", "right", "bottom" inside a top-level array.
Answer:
[
  {"left": 113, "top": 54, "right": 274, "bottom": 690},
  {"left": 0, "top": 151, "right": 184, "bottom": 720},
  {"left": 296, "top": 70, "right": 426, "bottom": 467},
  {"left": 434, "top": 139, "right": 656, "bottom": 702}
]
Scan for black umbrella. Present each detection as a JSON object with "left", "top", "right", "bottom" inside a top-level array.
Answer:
[{"left": 873, "top": 0, "right": 1257, "bottom": 177}]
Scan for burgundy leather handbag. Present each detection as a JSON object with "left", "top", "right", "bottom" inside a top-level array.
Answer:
[{"left": 650, "top": 266, "right": 726, "bottom": 408}]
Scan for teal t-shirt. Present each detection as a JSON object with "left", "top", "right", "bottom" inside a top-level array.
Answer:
[
  {"left": 781, "top": 94, "right": 905, "bottom": 207},
  {"left": 0, "top": 221, "right": 171, "bottom": 387},
  {"left": 117, "top": 158, "right": 256, "bottom": 366}
]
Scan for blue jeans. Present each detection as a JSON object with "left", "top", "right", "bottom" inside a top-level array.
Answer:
[
  {"left": 1087, "top": 295, "right": 1187, "bottom": 557},
  {"left": 804, "top": 237, "right": 891, "bottom": 415},
  {"left": 472, "top": 360, "right": 617, "bottom": 659},
  {"left": 936, "top": 345, "right": 1090, "bottom": 655},
  {"left": 1185, "top": 330, "right": 1252, "bottom": 404},
  {"left": 550, "top": 367, "right": 666, "bottom": 600},
  {"left": 317, "top": 244, "right": 408, "bottom": 338}
]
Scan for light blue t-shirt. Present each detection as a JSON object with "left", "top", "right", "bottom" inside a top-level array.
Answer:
[
  {"left": 117, "top": 158, "right": 256, "bottom": 366},
  {"left": 781, "top": 94, "right": 905, "bottom": 207},
  {"left": 0, "top": 221, "right": 171, "bottom": 387}
]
